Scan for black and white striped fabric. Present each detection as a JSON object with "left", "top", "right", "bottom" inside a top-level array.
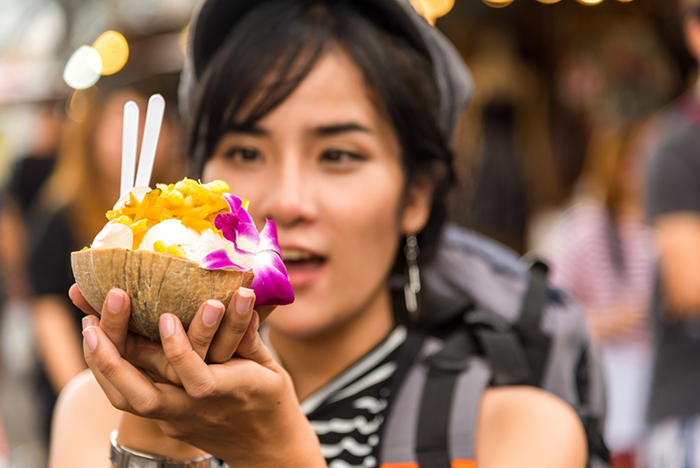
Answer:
[{"left": 299, "top": 326, "right": 407, "bottom": 468}]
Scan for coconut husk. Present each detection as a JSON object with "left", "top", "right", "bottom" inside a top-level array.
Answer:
[{"left": 71, "top": 248, "right": 254, "bottom": 341}]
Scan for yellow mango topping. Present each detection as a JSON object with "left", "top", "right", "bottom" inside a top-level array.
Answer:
[
  {"left": 116, "top": 215, "right": 132, "bottom": 225},
  {"left": 167, "top": 245, "right": 185, "bottom": 257},
  {"left": 168, "top": 190, "right": 184, "bottom": 206},
  {"left": 105, "top": 178, "right": 233, "bottom": 252}
]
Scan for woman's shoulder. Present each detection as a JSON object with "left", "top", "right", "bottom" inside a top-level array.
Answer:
[
  {"left": 49, "top": 369, "right": 121, "bottom": 468},
  {"left": 477, "top": 386, "right": 587, "bottom": 468}
]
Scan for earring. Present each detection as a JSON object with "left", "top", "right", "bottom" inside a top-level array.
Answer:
[{"left": 403, "top": 235, "right": 421, "bottom": 315}]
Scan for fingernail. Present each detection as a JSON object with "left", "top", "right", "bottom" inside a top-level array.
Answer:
[
  {"left": 160, "top": 314, "right": 175, "bottom": 338},
  {"left": 81, "top": 316, "right": 94, "bottom": 331},
  {"left": 236, "top": 287, "right": 254, "bottom": 314},
  {"left": 202, "top": 301, "right": 224, "bottom": 327},
  {"left": 107, "top": 290, "right": 124, "bottom": 313},
  {"left": 83, "top": 328, "right": 98, "bottom": 352}
]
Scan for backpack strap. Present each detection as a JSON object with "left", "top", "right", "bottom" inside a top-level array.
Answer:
[
  {"left": 416, "top": 330, "right": 472, "bottom": 468},
  {"left": 512, "top": 260, "right": 552, "bottom": 385},
  {"left": 466, "top": 310, "right": 532, "bottom": 385},
  {"left": 517, "top": 260, "right": 549, "bottom": 331},
  {"left": 460, "top": 260, "right": 551, "bottom": 387},
  {"left": 380, "top": 334, "right": 491, "bottom": 468}
]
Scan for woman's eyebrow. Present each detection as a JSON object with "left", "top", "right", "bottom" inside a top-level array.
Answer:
[
  {"left": 315, "top": 123, "right": 371, "bottom": 136},
  {"left": 225, "top": 124, "right": 270, "bottom": 136}
]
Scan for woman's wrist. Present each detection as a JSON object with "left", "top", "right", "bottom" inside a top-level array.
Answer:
[
  {"left": 117, "top": 413, "right": 207, "bottom": 461},
  {"left": 221, "top": 384, "right": 326, "bottom": 468}
]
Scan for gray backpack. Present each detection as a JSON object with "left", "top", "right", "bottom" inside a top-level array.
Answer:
[{"left": 383, "top": 223, "right": 609, "bottom": 467}]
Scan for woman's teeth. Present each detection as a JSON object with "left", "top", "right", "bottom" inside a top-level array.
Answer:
[{"left": 281, "top": 248, "right": 315, "bottom": 262}]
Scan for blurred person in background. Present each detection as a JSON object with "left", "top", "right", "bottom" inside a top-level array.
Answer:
[
  {"left": 639, "top": 1, "right": 700, "bottom": 466},
  {"left": 27, "top": 81, "right": 183, "bottom": 446},
  {"left": 546, "top": 125, "right": 655, "bottom": 468},
  {"left": 449, "top": 27, "right": 561, "bottom": 255},
  {"left": 0, "top": 103, "right": 62, "bottom": 303},
  {"left": 0, "top": 102, "right": 63, "bottom": 468}
]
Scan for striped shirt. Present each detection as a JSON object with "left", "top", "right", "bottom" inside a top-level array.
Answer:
[
  {"left": 547, "top": 199, "right": 656, "bottom": 344},
  {"left": 264, "top": 326, "right": 407, "bottom": 468}
]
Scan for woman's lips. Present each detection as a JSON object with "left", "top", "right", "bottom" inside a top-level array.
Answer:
[{"left": 281, "top": 248, "right": 325, "bottom": 288}]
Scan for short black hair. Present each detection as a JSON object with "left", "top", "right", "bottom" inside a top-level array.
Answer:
[{"left": 189, "top": 0, "right": 453, "bottom": 270}]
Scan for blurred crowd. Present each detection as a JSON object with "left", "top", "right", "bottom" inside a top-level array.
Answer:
[{"left": 1, "top": 0, "right": 700, "bottom": 467}]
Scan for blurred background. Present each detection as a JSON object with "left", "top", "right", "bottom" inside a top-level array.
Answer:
[{"left": 0, "top": 0, "right": 694, "bottom": 467}]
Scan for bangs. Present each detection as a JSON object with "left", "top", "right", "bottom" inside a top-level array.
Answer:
[{"left": 190, "top": 1, "right": 331, "bottom": 172}]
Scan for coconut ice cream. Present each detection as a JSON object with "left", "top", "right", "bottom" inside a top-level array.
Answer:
[{"left": 71, "top": 178, "right": 294, "bottom": 340}]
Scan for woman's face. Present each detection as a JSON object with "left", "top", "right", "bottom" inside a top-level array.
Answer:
[{"left": 203, "top": 49, "right": 432, "bottom": 338}]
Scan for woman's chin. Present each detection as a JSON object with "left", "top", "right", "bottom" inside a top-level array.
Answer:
[{"left": 264, "top": 300, "right": 345, "bottom": 341}]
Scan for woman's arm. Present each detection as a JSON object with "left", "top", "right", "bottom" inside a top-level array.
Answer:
[
  {"left": 586, "top": 303, "right": 646, "bottom": 341},
  {"left": 477, "top": 386, "right": 587, "bottom": 468},
  {"left": 654, "top": 213, "right": 700, "bottom": 316},
  {"left": 33, "top": 296, "right": 86, "bottom": 392},
  {"left": 67, "top": 286, "right": 326, "bottom": 468},
  {"left": 49, "top": 370, "right": 121, "bottom": 468}
]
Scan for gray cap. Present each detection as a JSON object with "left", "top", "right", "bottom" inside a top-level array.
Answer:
[{"left": 179, "top": 0, "right": 473, "bottom": 138}]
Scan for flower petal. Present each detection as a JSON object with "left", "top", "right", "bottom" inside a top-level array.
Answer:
[
  {"left": 250, "top": 250, "right": 294, "bottom": 306},
  {"left": 218, "top": 192, "right": 259, "bottom": 254},
  {"left": 200, "top": 249, "right": 248, "bottom": 271},
  {"left": 214, "top": 212, "right": 239, "bottom": 244},
  {"left": 223, "top": 193, "right": 243, "bottom": 212},
  {"left": 234, "top": 205, "right": 260, "bottom": 249},
  {"left": 257, "top": 219, "right": 282, "bottom": 255}
]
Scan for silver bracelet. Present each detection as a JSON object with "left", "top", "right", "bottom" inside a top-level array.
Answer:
[{"left": 109, "top": 430, "right": 213, "bottom": 468}]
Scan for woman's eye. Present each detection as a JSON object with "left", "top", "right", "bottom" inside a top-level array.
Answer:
[
  {"left": 223, "top": 147, "right": 263, "bottom": 163},
  {"left": 320, "top": 150, "right": 365, "bottom": 164}
]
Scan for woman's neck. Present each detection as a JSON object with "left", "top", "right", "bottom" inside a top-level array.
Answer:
[{"left": 267, "top": 288, "right": 394, "bottom": 402}]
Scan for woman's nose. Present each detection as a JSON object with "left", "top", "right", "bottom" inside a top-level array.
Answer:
[{"left": 259, "top": 159, "right": 317, "bottom": 227}]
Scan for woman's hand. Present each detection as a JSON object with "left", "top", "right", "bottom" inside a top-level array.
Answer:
[
  {"left": 70, "top": 285, "right": 256, "bottom": 382},
  {"left": 587, "top": 303, "right": 647, "bottom": 342},
  {"left": 70, "top": 285, "right": 325, "bottom": 467}
]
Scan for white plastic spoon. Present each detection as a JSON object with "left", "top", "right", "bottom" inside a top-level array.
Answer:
[
  {"left": 134, "top": 94, "right": 166, "bottom": 189},
  {"left": 120, "top": 100, "right": 139, "bottom": 197}
]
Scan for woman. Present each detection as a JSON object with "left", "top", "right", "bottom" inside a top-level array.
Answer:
[
  {"left": 547, "top": 126, "right": 655, "bottom": 467},
  {"left": 28, "top": 82, "right": 182, "bottom": 444},
  {"left": 51, "top": 1, "right": 587, "bottom": 467}
]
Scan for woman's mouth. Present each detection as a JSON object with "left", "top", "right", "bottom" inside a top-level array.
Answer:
[{"left": 280, "top": 248, "right": 326, "bottom": 288}]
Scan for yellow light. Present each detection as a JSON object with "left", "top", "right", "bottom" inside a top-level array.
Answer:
[
  {"left": 482, "top": 0, "right": 515, "bottom": 7},
  {"left": 420, "top": 0, "right": 456, "bottom": 19},
  {"left": 409, "top": 0, "right": 454, "bottom": 24},
  {"left": 575, "top": 0, "right": 604, "bottom": 4},
  {"left": 63, "top": 45, "right": 102, "bottom": 90},
  {"left": 537, "top": 0, "right": 562, "bottom": 3},
  {"left": 92, "top": 30, "right": 129, "bottom": 76},
  {"left": 617, "top": 0, "right": 633, "bottom": 2}
]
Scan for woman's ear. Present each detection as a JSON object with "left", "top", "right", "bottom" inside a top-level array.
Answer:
[{"left": 401, "top": 175, "right": 436, "bottom": 235}]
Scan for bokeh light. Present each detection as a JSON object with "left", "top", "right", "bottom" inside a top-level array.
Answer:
[
  {"left": 92, "top": 30, "right": 129, "bottom": 76},
  {"left": 482, "top": 0, "right": 515, "bottom": 8},
  {"left": 536, "top": 0, "right": 562, "bottom": 4},
  {"left": 409, "top": 0, "right": 455, "bottom": 23},
  {"left": 576, "top": 0, "right": 604, "bottom": 4},
  {"left": 420, "top": 0, "right": 456, "bottom": 19},
  {"left": 63, "top": 45, "right": 102, "bottom": 90}
]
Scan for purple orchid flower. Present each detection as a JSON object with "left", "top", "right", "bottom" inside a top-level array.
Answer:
[{"left": 200, "top": 193, "right": 294, "bottom": 307}]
